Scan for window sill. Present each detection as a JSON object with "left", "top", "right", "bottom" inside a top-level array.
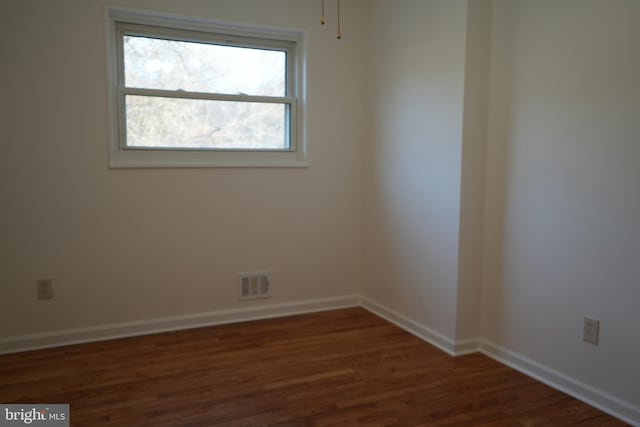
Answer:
[{"left": 108, "top": 149, "right": 309, "bottom": 169}]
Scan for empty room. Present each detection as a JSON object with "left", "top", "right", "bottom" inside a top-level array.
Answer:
[{"left": 1, "top": 0, "right": 638, "bottom": 425}]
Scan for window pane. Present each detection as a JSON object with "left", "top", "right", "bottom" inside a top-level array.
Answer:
[
  {"left": 125, "top": 95, "right": 287, "bottom": 150},
  {"left": 124, "top": 36, "right": 286, "bottom": 97}
]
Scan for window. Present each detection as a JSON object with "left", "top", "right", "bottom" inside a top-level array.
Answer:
[{"left": 105, "top": 8, "right": 306, "bottom": 168}]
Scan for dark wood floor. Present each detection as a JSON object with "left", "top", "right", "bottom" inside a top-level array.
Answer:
[{"left": 0, "top": 308, "right": 628, "bottom": 426}]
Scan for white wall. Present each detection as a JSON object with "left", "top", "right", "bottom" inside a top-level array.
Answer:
[
  {"left": 483, "top": 0, "right": 640, "bottom": 410},
  {"left": 364, "top": 0, "right": 639, "bottom": 418},
  {"left": 364, "top": 0, "right": 469, "bottom": 340},
  {"left": 0, "top": 0, "right": 368, "bottom": 337}
]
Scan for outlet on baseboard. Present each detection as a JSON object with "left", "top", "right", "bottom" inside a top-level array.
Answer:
[
  {"left": 583, "top": 317, "right": 599, "bottom": 345},
  {"left": 238, "top": 272, "right": 271, "bottom": 300},
  {"left": 36, "top": 279, "right": 54, "bottom": 300}
]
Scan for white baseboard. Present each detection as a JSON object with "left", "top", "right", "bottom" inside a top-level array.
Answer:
[
  {"left": 0, "top": 295, "right": 360, "bottom": 355},
  {"left": 478, "top": 339, "right": 640, "bottom": 426},
  {"left": 360, "top": 296, "right": 459, "bottom": 356},
  {"left": 453, "top": 338, "right": 480, "bottom": 355}
]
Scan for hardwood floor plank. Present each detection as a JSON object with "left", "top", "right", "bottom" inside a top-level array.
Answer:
[{"left": 0, "top": 308, "right": 629, "bottom": 426}]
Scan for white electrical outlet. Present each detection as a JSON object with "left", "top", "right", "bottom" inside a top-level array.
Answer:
[
  {"left": 37, "top": 279, "right": 54, "bottom": 300},
  {"left": 583, "top": 317, "right": 599, "bottom": 345}
]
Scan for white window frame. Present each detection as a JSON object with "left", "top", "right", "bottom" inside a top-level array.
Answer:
[{"left": 105, "top": 7, "right": 307, "bottom": 168}]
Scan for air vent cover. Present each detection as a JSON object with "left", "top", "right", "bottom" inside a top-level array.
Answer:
[{"left": 238, "top": 272, "right": 271, "bottom": 300}]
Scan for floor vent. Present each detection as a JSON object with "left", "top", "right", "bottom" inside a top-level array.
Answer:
[{"left": 238, "top": 272, "right": 271, "bottom": 300}]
